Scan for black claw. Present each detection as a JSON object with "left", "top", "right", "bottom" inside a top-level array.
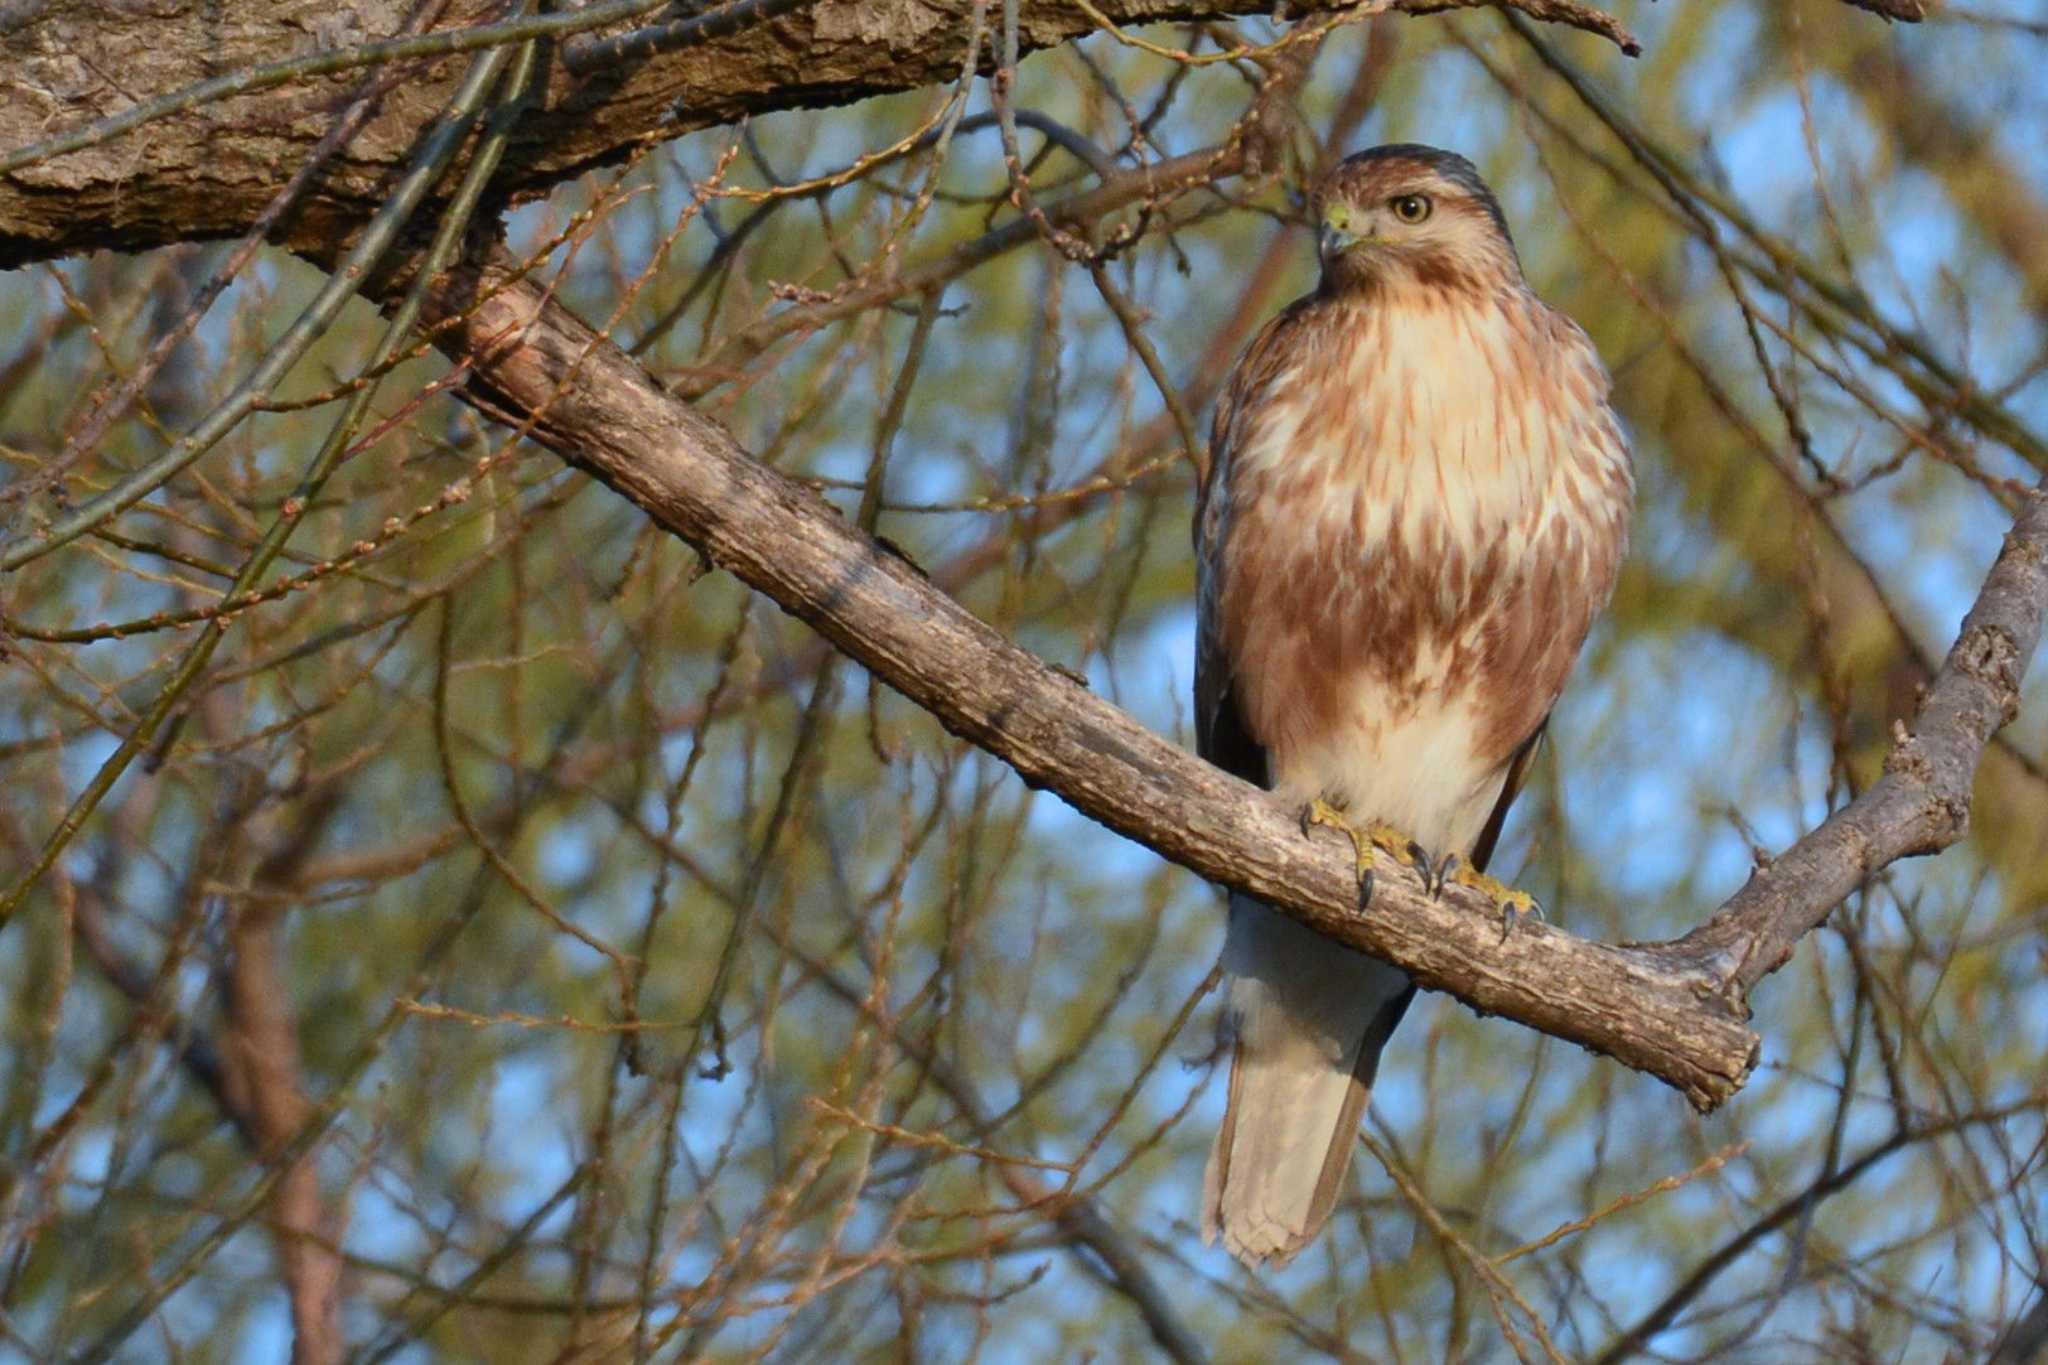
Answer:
[
  {"left": 1357, "top": 867, "right": 1375, "bottom": 911},
  {"left": 1431, "top": 853, "right": 1459, "bottom": 901},
  {"left": 1498, "top": 898, "right": 1544, "bottom": 944}
]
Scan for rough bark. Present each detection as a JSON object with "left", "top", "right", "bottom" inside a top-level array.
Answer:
[
  {"left": 412, "top": 246, "right": 2046, "bottom": 1112},
  {"left": 0, "top": 0, "right": 1643, "bottom": 269}
]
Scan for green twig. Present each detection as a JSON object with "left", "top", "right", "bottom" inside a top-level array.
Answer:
[
  {"left": 0, "top": 33, "right": 536, "bottom": 940},
  {"left": 5, "top": 38, "right": 512, "bottom": 573}
]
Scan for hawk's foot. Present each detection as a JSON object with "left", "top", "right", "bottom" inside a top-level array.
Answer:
[
  {"left": 1433, "top": 853, "right": 1542, "bottom": 942},
  {"left": 1300, "top": 798, "right": 1427, "bottom": 909}
]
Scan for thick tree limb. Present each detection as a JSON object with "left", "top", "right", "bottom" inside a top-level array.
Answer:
[
  {"left": 15, "top": 0, "right": 1909, "bottom": 271},
  {"left": 410, "top": 244, "right": 2045, "bottom": 1112},
  {"left": 428, "top": 252, "right": 1755, "bottom": 1102}
]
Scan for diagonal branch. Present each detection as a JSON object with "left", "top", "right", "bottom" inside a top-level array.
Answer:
[
  {"left": 403, "top": 239, "right": 2048, "bottom": 1115},
  {"left": 417, "top": 247, "right": 1748, "bottom": 1108}
]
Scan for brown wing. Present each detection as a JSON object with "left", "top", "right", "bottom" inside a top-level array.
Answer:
[
  {"left": 1194, "top": 299, "right": 1319, "bottom": 791},
  {"left": 1470, "top": 720, "right": 1546, "bottom": 874}
]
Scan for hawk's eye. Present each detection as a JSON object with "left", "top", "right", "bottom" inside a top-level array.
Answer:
[{"left": 1389, "top": 194, "right": 1432, "bottom": 224}]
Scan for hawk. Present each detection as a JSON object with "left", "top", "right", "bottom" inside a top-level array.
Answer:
[{"left": 1195, "top": 145, "right": 1634, "bottom": 1266}]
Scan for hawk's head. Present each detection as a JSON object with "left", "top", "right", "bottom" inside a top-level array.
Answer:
[{"left": 1313, "top": 144, "right": 1521, "bottom": 294}]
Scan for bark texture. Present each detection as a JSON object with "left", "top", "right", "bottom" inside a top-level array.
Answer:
[{"left": 0, "top": 0, "right": 1639, "bottom": 268}]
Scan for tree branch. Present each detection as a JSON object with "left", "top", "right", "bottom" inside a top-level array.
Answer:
[
  {"left": 1672, "top": 489, "right": 2048, "bottom": 992},
  {"left": 1, "top": 0, "right": 1643, "bottom": 269},
  {"left": 402, "top": 235, "right": 2047, "bottom": 1113},
  {"left": 220, "top": 789, "right": 350, "bottom": 1365},
  {"left": 66, "top": 787, "right": 351, "bottom": 1365}
]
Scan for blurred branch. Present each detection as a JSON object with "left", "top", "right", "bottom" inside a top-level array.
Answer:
[
  {"left": 222, "top": 789, "right": 350, "bottom": 1365},
  {"left": 65, "top": 786, "right": 351, "bottom": 1365}
]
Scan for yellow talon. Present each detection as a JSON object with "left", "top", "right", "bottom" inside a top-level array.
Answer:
[
  {"left": 1300, "top": 798, "right": 1427, "bottom": 908},
  {"left": 1440, "top": 855, "right": 1541, "bottom": 941}
]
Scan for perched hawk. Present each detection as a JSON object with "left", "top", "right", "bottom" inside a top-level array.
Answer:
[{"left": 1195, "top": 145, "right": 1633, "bottom": 1266}]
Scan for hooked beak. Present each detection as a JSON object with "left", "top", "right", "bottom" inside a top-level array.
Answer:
[
  {"left": 1318, "top": 222, "right": 1360, "bottom": 259},
  {"left": 1318, "top": 204, "right": 1369, "bottom": 260}
]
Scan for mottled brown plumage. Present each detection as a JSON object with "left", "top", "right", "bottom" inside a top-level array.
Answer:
[{"left": 1196, "top": 145, "right": 1633, "bottom": 1266}]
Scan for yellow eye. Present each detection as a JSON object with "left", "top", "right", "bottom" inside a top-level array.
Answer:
[{"left": 1390, "top": 194, "right": 1432, "bottom": 224}]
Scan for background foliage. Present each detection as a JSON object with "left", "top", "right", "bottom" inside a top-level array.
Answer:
[{"left": 4, "top": 1, "right": 2048, "bottom": 1359}]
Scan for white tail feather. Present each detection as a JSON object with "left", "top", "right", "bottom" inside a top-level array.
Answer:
[{"left": 1203, "top": 893, "right": 1410, "bottom": 1267}]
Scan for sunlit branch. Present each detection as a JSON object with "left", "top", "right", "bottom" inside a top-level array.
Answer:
[{"left": 403, "top": 175, "right": 2048, "bottom": 1118}]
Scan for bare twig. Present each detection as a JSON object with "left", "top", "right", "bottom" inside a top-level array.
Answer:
[
  {"left": 1593, "top": 1097, "right": 2044, "bottom": 1363},
  {"left": 1672, "top": 488, "right": 2048, "bottom": 994}
]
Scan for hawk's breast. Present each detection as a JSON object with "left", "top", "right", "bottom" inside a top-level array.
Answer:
[{"left": 1211, "top": 284, "right": 1630, "bottom": 851}]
